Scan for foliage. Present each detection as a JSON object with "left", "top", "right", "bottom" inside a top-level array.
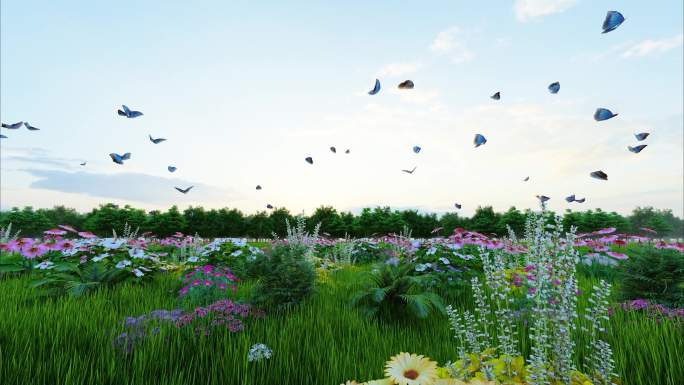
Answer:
[
  {"left": 31, "top": 261, "right": 133, "bottom": 297},
  {"left": 178, "top": 265, "right": 238, "bottom": 307},
  {"left": 619, "top": 245, "right": 684, "bottom": 307},
  {"left": 351, "top": 262, "right": 446, "bottom": 321},
  {"left": 250, "top": 244, "right": 316, "bottom": 310}
]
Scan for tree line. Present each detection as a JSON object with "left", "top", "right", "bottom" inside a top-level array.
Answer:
[{"left": 1, "top": 204, "right": 682, "bottom": 240}]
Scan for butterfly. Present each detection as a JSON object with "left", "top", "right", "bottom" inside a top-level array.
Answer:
[
  {"left": 80, "top": 162, "right": 87, "bottom": 166},
  {"left": 566, "top": 195, "right": 585, "bottom": 203},
  {"left": 266, "top": 204, "right": 274, "bottom": 209},
  {"left": 594, "top": 108, "right": 618, "bottom": 121},
  {"left": 548, "top": 82, "right": 560, "bottom": 94},
  {"left": 628, "top": 145, "right": 647, "bottom": 154},
  {"left": 454, "top": 203, "right": 462, "bottom": 209},
  {"left": 24, "top": 122, "right": 40, "bottom": 131},
  {"left": 490, "top": 91, "right": 500, "bottom": 100},
  {"left": 413, "top": 145, "right": 421, "bottom": 154},
  {"left": 1, "top": 121, "right": 23, "bottom": 129},
  {"left": 0, "top": 134, "right": 7, "bottom": 139},
  {"left": 474, "top": 134, "right": 487, "bottom": 148},
  {"left": 330, "top": 146, "right": 336, "bottom": 153},
  {"left": 401, "top": 166, "right": 417, "bottom": 174},
  {"left": 174, "top": 186, "right": 194, "bottom": 194},
  {"left": 305, "top": 157, "right": 313, "bottom": 164},
  {"left": 168, "top": 166, "right": 177, "bottom": 172},
  {"left": 109, "top": 152, "right": 131, "bottom": 165},
  {"left": 523, "top": 176, "right": 530, "bottom": 182},
  {"left": 536, "top": 195, "right": 550, "bottom": 203},
  {"left": 602, "top": 11, "right": 625, "bottom": 34},
  {"left": 117, "top": 105, "right": 143, "bottom": 118},
  {"left": 398, "top": 80, "right": 414, "bottom": 89},
  {"left": 149, "top": 135, "right": 166, "bottom": 144},
  {"left": 634, "top": 132, "right": 650, "bottom": 141},
  {"left": 368, "top": 79, "right": 381, "bottom": 95},
  {"left": 256, "top": 185, "right": 262, "bottom": 190},
  {"left": 590, "top": 170, "right": 608, "bottom": 181},
  {"left": 345, "top": 149, "right": 350, "bottom": 154}
]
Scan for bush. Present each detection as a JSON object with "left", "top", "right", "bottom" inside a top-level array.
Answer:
[
  {"left": 619, "top": 245, "right": 684, "bottom": 307},
  {"left": 250, "top": 244, "right": 315, "bottom": 310},
  {"left": 351, "top": 262, "right": 445, "bottom": 322}
]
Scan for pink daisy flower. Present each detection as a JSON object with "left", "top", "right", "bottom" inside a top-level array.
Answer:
[
  {"left": 58, "top": 224, "right": 79, "bottom": 233},
  {"left": 606, "top": 251, "right": 628, "bottom": 260},
  {"left": 21, "top": 244, "right": 49, "bottom": 259},
  {"left": 44, "top": 229, "right": 67, "bottom": 236},
  {"left": 78, "top": 231, "right": 97, "bottom": 239}
]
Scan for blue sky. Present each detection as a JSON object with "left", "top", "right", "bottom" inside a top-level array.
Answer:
[{"left": 1, "top": 0, "right": 683, "bottom": 216}]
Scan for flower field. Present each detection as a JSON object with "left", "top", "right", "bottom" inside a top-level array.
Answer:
[{"left": 1, "top": 213, "right": 683, "bottom": 385}]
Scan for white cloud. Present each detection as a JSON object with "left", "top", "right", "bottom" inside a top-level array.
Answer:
[
  {"left": 377, "top": 62, "right": 422, "bottom": 77},
  {"left": 514, "top": 0, "right": 577, "bottom": 22},
  {"left": 621, "top": 33, "right": 684, "bottom": 58},
  {"left": 429, "top": 27, "right": 474, "bottom": 63}
]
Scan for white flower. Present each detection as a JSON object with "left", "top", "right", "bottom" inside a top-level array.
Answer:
[
  {"left": 248, "top": 246, "right": 263, "bottom": 255},
  {"left": 247, "top": 343, "right": 272, "bottom": 362},
  {"left": 128, "top": 248, "right": 146, "bottom": 259},
  {"left": 92, "top": 253, "right": 109, "bottom": 262},
  {"left": 187, "top": 256, "right": 199, "bottom": 263},
  {"left": 115, "top": 259, "right": 132, "bottom": 269},
  {"left": 411, "top": 240, "right": 422, "bottom": 249},
  {"left": 231, "top": 250, "right": 243, "bottom": 257},
  {"left": 230, "top": 238, "right": 247, "bottom": 247},
  {"left": 36, "top": 261, "right": 55, "bottom": 270},
  {"left": 101, "top": 238, "right": 125, "bottom": 250},
  {"left": 439, "top": 257, "right": 451, "bottom": 265},
  {"left": 62, "top": 248, "right": 79, "bottom": 256},
  {"left": 415, "top": 263, "right": 431, "bottom": 272},
  {"left": 446, "top": 243, "right": 462, "bottom": 250},
  {"left": 132, "top": 268, "right": 144, "bottom": 277},
  {"left": 426, "top": 246, "right": 437, "bottom": 255},
  {"left": 455, "top": 252, "right": 474, "bottom": 260}
]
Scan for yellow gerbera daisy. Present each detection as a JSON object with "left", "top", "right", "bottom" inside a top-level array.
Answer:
[{"left": 385, "top": 352, "right": 439, "bottom": 385}]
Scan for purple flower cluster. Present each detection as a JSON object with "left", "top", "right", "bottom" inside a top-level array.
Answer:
[
  {"left": 113, "top": 309, "right": 183, "bottom": 354},
  {"left": 615, "top": 299, "right": 684, "bottom": 321},
  {"left": 175, "top": 299, "right": 255, "bottom": 335}
]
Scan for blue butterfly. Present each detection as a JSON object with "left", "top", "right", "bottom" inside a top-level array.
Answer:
[
  {"left": 23, "top": 122, "right": 40, "bottom": 131},
  {"left": 548, "top": 82, "right": 560, "bottom": 94},
  {"left": 175, "top": 186, "right": 193, "bottom": 194},
  {"left": 2, "top": 121, "right": 23, "bottom": 129},
  {"left": 266, "top": 204, "right": 274, "bottom": 209},
  {"left": 536, "top": 195, "right": 550, "bottom": 203},
  {"left": 474, "top": 134, "right": 487, "bottom": 148},
  {"left": 634, "top": 132, "right": 649, "bottom": 141},
  {"left": 454, "top": 203, "right": 462, "bottom": 209},
  {"left": 168, "top": 166, "right": 177, "bottom": 172},
  {"left": 602, "top": 11, "right": 625, "bottom": 34},
  {"left": 109, "top": 152, "right": 131, "bottom": 165},
  {"left": 628, "top": 145, "right": 647, "bottom": 154},
  {"left": 368, "top": 79, "right": 381, "bottom": 95},
  {"left": 0, "top": 134, "right": 7, "bottom": 139},
  {"left": 590, "top": 170, "right": 608, "bottom": 181},
  {"left": 149, "top": 135, "right": 166, "bottom": 144},
  {"left": 413, "top": 145, "right": 421, "bottom": 154},
  {"left": 305, "top": 157, "right": 313, "bottom": 164},
  {"left": 491, "top": 91, "right": 500, "bottom": 100},
  {"left": 594, "top": 108, "right": 618, "bottom": 121},
  {"left": 117, "top": 105, "right": 143, "bottom": 118}
]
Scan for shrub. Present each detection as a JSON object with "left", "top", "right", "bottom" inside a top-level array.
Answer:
[
  {"left": 178, "top": 265, "right": 238, "bottom": 307},
  {"left": 619, "top": 245, "right": 684, "bottom": 307},
  {"left": 250, "top": 244, "right": 316, "bottom": 310},
  {"left": 351, "top": 262, "right": 446, "bottom": 321}
]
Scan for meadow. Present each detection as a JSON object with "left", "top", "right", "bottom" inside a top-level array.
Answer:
[{"left": 1, "top": 214, "right": 683, "bottom": 385}]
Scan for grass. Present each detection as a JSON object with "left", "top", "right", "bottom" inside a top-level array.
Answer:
[{"left": 0, "top": 267, "right": 682, "bottom": 385}]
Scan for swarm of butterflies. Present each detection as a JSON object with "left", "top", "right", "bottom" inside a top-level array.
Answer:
[{"left": 1, "top": 11, "right": 644, "bottom": 211}]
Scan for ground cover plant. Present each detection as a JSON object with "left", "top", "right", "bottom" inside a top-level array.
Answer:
[{"left": 1, "top": 210, "right": 683, "bottom": 385}]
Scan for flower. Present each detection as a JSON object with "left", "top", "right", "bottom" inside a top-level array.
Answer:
[
  {"left": 363, "top": 379, "right": 395, "bottom": 385},
  {"left": 385, "top": 257, "right": 400, "bottom": 266},
  {"left": 385, "top": 352, "right": 438, "bottom": 385},
  {"left": 247, "top": 343, "right": 272, "bottom": 362},
  {"left": 605, "top": 251, "right": 628, "bottom": 260},
  {"left": 58, "top": 224, "right": 79, "bottom": 233},
  {"left": 44, "top": 228, "right": 67, "bottom": 236},
  {"left": 187, "top": 256, "right": 199, "bottom": 263},
  {"left": 231, "top": 250, "right": 243, "bottom": 257},
  {"left": 439, "top": 257, "right": 450, "bottom": 265},
  {"left": 101, "top": 238, "right": 125, "bottom": 250},
  {"left": 21, "top": 244, "right": 48, "bottom": 259},
  {"left": 92, "top": 253, "right": 109, "bottom": 262},
  {"left": 78, "top": 231, "right": 97, "bottom": 239},
  {"left": 116, "top": 259, "right": 132, "bottom": 269},
  {"left": 36, "top": 261, "right": 55, "bottom": 270},
  {"left": 133, "top": 268, "right": 144, "bottom": 277}
]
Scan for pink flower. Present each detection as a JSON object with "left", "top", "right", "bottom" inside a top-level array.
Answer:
[
  {"left": 527, "top": 287, "right": 537, "bottom": 295},
  {"left": 524, "top": 265, "right": 535, "bottom": 272},
  {"left": 3, "top": 239, "right": 22, "bottom": 253},
  {"left": 204, "top": 280, "right": 213, "bottom": 286},
  {"left": 17, "top": 238, "right": 35, "bottom": 248},
  {"left": 640, "top": 227, "right": 657, "bottom": 234},
  {"left": 78, "top": 231, "right": 97, "bottom": 239},
  {"left": 44, "top": 228, "right": 67, "bottom": 236},
  {"left": 606, "top": 251, "right": 628, "bottom": 260},
  {"left": 21, "top": 244, "right": 48, "bottom": 259},
  {"left": 592, "top": 245, "right": 609, "bottom": 252},
  {"left": 595, "top": 227, "right": 616, "bottom": 235}
]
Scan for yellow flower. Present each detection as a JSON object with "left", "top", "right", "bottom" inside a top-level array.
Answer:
[{"left": 385, "top": 353, "right": 439, "bottom": 385}]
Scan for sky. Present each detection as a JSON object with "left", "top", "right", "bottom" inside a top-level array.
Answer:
[{"left": 1, "top": 0, "right": 683, "bottom": 217}]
